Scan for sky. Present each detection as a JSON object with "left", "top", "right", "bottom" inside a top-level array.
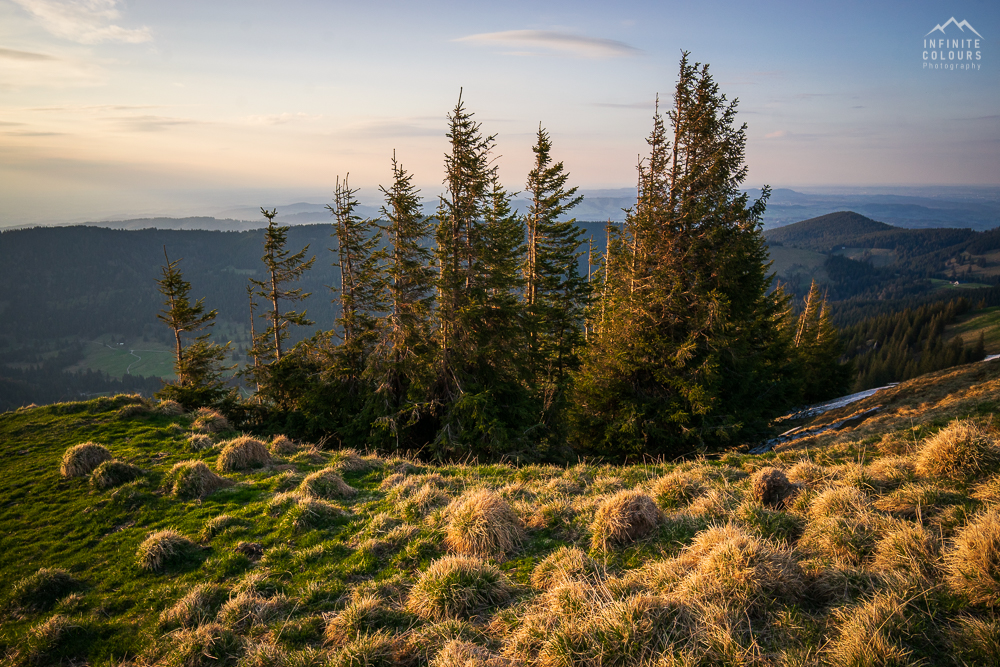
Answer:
[{"left": 1, "top": 0, "right": 998, "bottom": 226}]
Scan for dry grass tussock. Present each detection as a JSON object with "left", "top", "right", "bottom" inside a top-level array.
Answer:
[
  {"left": 866, "top": 455, "right": 915, "bottom": 489},
  {"left": 187, "top": 433, "right": 214, "bottom": 451},
  {"left": 60, "top": 442, "right": 112, "bottom": 477},
  {"left": 945, "top": 505, "right": 1000, "bottom": 605},
  {"left": 136, "top": 529, "right": 196, "bottom": 572},
  {"left": 269, "top": 434, "right": 298, "bottom": 455},
  {"left": 531, "top": 546, "right": 600, "bottom": 590},
  {"left": 9, "top": 567, "right": 80, "bottom": 613},
  {"left": 159, "top": 583, "right": 228, "bottom": 629},
  {"left": 432, "top": 639, "right": 513, "bottom": 667},
  {"left": 406, "top": 555, "right": 515, "bottom": 622},
  {"left": 873, "top": 482, "right": 964, "bottom": 519},
  {"left": 650, "top": 470, "right": 704, "bottom": 510},
  {"left": 217, "top": 435, "right": 271, "bottom": 472},
  {"left": 873, "top": 521, "right": 940, "bottom": 578},
  {"left": 916, "top": 418, "right": 1000, "bottom": 482},
  {"left": 445, "top": 488, "right": 523, "bottom": 560},
  {"left": 750, "top": 466, "right": 798, "bottom": 508},
  {"left": 283, "top": 495, "right": 345, "bottom": 531},
  {"left": 951, "top": 615, "right": 1000, "bottom": 664},
  {"left": 299, "top": 468, "right": 357, "bottom": 500},
  {"left": 591, "top": 489, "right": 660, "bottom": 550},
  {"left": 90, "top": 459, "right": 143, "bottom": 489},
  {"left": 806, "top": 484, "right": 870, "bottom": 520},
  {"left": 168, "top": 460, "right": 232, "bottom": 499},
  {"left": 14, "top": 614, "right": 87, "bottom": 666},
  {"left": 326, "top": 630, "right": 396, "bottom": 667},
  {"left": 192, "top": 407, "right": 229, "bottom": 433},
  {"left": 323, "top": 594, "right": 410, "bottom": 645},
  {"left": 155, "top": 399, "right": 185, "bottom": 415},
  {"left": 157, "top": 622, "right": 240, "bottom": 667},
  {"left": 800, "top": 511, "right": 886, "bottom": 568},
  {"left": 216, "top": 589, "right": 289, "bottom": 631},
  {"left": 786, "top": 459, "right": 830, "bottom": 486},
  {"left": 826, "top": 591, "right": 915, "bottom": 667},
  {"left": 330, "top": 447, "right": 382, "bottom": 473}
]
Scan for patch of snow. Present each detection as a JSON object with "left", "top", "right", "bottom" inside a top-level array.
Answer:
[
  {"left": 983, "top": 354, "right": 1000, "bottom": 363},
  {"left": 780, "top": 384, "right": 897, "bottom": 421}
]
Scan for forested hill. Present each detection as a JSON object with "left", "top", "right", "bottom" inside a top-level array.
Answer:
[{"left": 0, "top": 225, "right": 340, "bottom": 343}]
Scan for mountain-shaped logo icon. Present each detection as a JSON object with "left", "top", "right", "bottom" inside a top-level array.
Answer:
[{"left": 926, "top": 18, "right": 982, "bottom": 38}]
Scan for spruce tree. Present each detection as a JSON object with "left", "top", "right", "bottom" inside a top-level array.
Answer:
[
  {"left": 523, "top": 125, "right": 588, "bottom": 431},
  {"left": 155, "top": 247, "right": 231, "bottom": 407},
  {"left": 246, "top": 208, "right": 316, "bottom": 404},
  {"left": 573, "top": 53, "right": 793, "bottom": 456}
]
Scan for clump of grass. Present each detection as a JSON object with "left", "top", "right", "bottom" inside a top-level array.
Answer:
[
  {"left": 590, "top": 489, "right": 660, "bottom": 550},
  {"left": 299, "top": 468, "right": 357, "bottom": 500},
  {"left": 867, "top": 455, "right": 915, "bottom": 489},
  {"left": 787, "top": 459, "right": 828, "bottom": 486},
  {"left": 217, "top": 435, "right": 271, "bottom": 472},
  {"left": 215, "top": 590, "right": 289, "bottom": 631},
  {"left": 155, "top": 399, "right": 185, "bottom": 415},
  {"left": 952, "top": 615, "right": 1000, "bottom": 664},
  {"left": 445, "top": 489, "right": 524, "bottom": 560},
  {"left": 432, "top": 639, "right": 511, "bottom": 667},
  {"left": 136, "top": 529, "right": 197, "bottom": 572},
  {"left": 406, "top": 555, "right": 515, "bottom": 621},
  {"left": 192, "top": 407, "right": 229, "bottom": 433},
  {"left": 873, "top": 522, "right": 939, "bottom": 579},
  {"left": 168, "top": 460, "right": 232, "bottom": 499},
  {"left": 188, "top": 433, "right": 214, "bottom": 451},
  {"left": 826, "top": 591, "right": 914, "bottom": 666},
  {"left": 651, "top": 470, "right": 704, "bottom": 510},
  {"left": 9, "top": 567, "right": 81, "bottom": 613},
  {"left": 324, "top": 594, "right": 413, "bottom": 644},
  {"left": 116, "top": 402, "right": 151, "bottom": 418},
  {"left": 330, "top": 447, "right": 382, "bottom": 473},
  {"left": 750, "top": 466, "right": 797, "bottom": 508},
  {"left": 800, "top": 513, "right": 883, "bottom": 567},
  {"left": 159, "top": 622, "right": 241, "bottom": 667},
  {"left": 538, "top": 594, "right": 687, "bottom": 667},
  {"left": 402, "top": 483, "right": 451, "bottom": 520},
  {"left": 916, "top": 418, "right": 1000, "bottom": 482},
  {"left": 807, "top": 485, "right": 869, "bottom": 520},
  {"left": 60, "top": 442, "right": 112, "bottom": 478},
  {"left": 200, "top": 514, "right": 244, "bottom": 541},
  {"left": 945, "top": 505, "right": 1000, "bottom": 605},
  {"left": 398, "top": 620, "right": 488, "bottom": 665},
  {"left": 531, "top": 546, "right": 599, "bottom": 590},
  {"left": 327, "top": 630, "right": 397, "bottom": 667},
  {"left": 90, "top": 459, "right": 143, "bottom": 489},
  {"left": 14, "top": 614, "right": 89, "bottom": 666},
  {"left": 284, "top": 496, "right": 346, "bottom": 531},
  {"left": 159, "top": 583, "right": 228, "bottom": 629},
  {"left": 269, "top": 434, "right": 298, "bottom": 455},
  {"left": 873, "top": 482, "right": 964, "bottom": 519}
]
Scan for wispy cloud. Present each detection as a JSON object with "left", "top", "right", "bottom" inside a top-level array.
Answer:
[
  {"left": 764, "top": 130, "right": 788, "bottom": 139},
  {"left": 110, "top": 115, "right": 203, "bottom": 132},
  {"left": 11, "top": 0, "right": 151, "bottom": 44},
  {"left": 0, "top": 47, "right": 56, "bottom": 61},
  {"left": 246, "top": 112, "right": 322, "bottom": 126},
  {"left": 455, "top": 30, "right": 641, "bottom": 59}
]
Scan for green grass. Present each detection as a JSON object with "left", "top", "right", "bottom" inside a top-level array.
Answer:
[
  {"left": 2, "top": 390, "right": 1000, "bottom": 665},
  {"left": 946, "top": 305, "right": 1000, "bottom": 354},
  {"left": 930, "top": 278, "right": 993, "bottom": 292},
  {"left": 767, "top": 245, "right": 828, "bottom": 278},
  {"left": 66, "top": 338, "right": 177, "bottom": 379}
]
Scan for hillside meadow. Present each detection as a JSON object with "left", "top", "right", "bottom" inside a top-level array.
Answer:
[{"left": 3, "top": 360, "right": 1000, "bottom": 666}]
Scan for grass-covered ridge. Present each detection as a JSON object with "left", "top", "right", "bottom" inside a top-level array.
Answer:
[{"left": 2, "top": 364, "right": 1000, "bottom": 665}]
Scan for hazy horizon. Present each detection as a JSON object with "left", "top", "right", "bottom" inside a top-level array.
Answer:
[{"left": 2, "top": 0, "right": 998, "bottom": 227}]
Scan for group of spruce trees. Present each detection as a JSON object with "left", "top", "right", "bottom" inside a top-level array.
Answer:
[{"left": 156, "top": 54, "right": 851, "bottom": 461}]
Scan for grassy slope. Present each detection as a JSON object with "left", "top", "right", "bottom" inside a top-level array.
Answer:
[
  {"left": 2, "top": 363, "right": 1000, "bottom": 665},
  {"left": 945, "top": 305, "right": 1000, "bottom": 354}
]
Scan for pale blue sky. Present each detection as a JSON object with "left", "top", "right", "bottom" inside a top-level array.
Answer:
[{"left": 1, "top": 0, "right": 997, "bottom": 225}]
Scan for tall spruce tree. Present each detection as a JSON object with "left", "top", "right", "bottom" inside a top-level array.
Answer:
[
  {"left": 573, "top": 53, "right": 794, "bottom": 456},
  {"left": 155, "top": 248, "right": 231, "bottom": 407},
  {"left": 327, "top": 175, "right": 384, "bottom": 380},
  {"left": 523, "top": 125, "right": 588, "bottom": 430},
  {"left": 246, "top": 208, "right": 316, "bottom": 405}
]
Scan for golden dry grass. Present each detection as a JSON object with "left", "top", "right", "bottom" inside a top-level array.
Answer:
[
  {"left": 650, "top": 470, "right": 704, "bottom": 510},
  {"left": 60, "top": 442, "right": 112, "bottom": 477},
  {"left": 159, "top": 583, "right": 228, "bottom": 629},
  {"left": 445, "top": 489, "right": 524, "bottom": 560},
  {"left": 192, "top": 407, "right": 229, "bottom": 433},
  {"left": 590, "top": 489, "right": 660, "bottom": 550},
  {"left": 873, "top": 522, "right": 940, "bottom": 578},
  {"left": 168, "top": 460, "right": 232, "bottom": 499},
  {"left": 269, "top": 434, "right": 298, "bottom": 455},
  {"left": 299, "top": 468, "right": 357, "bottom": 500},
  {"left": 216, "top": 435, "right": 271, "bottom": 472},
  {"left": 915, "top": 418, "right": 1000, "bottom": 482},
  {"left": 187, "top": 433, "right": 214, "bottom": 451},
  {"left": 530, "top": 546, "right": 599, "bottom": 590},
  {"left": 827, "top": 591, "right": 915, "bottom": 666},
  {"left": 154, "top": 399, "right": 185, "bottom": 415},
  {"left": 406, "top": 555, "right": 515, "bottom": 622},
  {"left": 749, "top": 466, "right": 797, "bottom": 508},
  {"left": 945, "top": 505, "right": 1000, "bottom": 605},
  {"left": 136, "top": 529, "right": 196, "bottom": 572}
]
